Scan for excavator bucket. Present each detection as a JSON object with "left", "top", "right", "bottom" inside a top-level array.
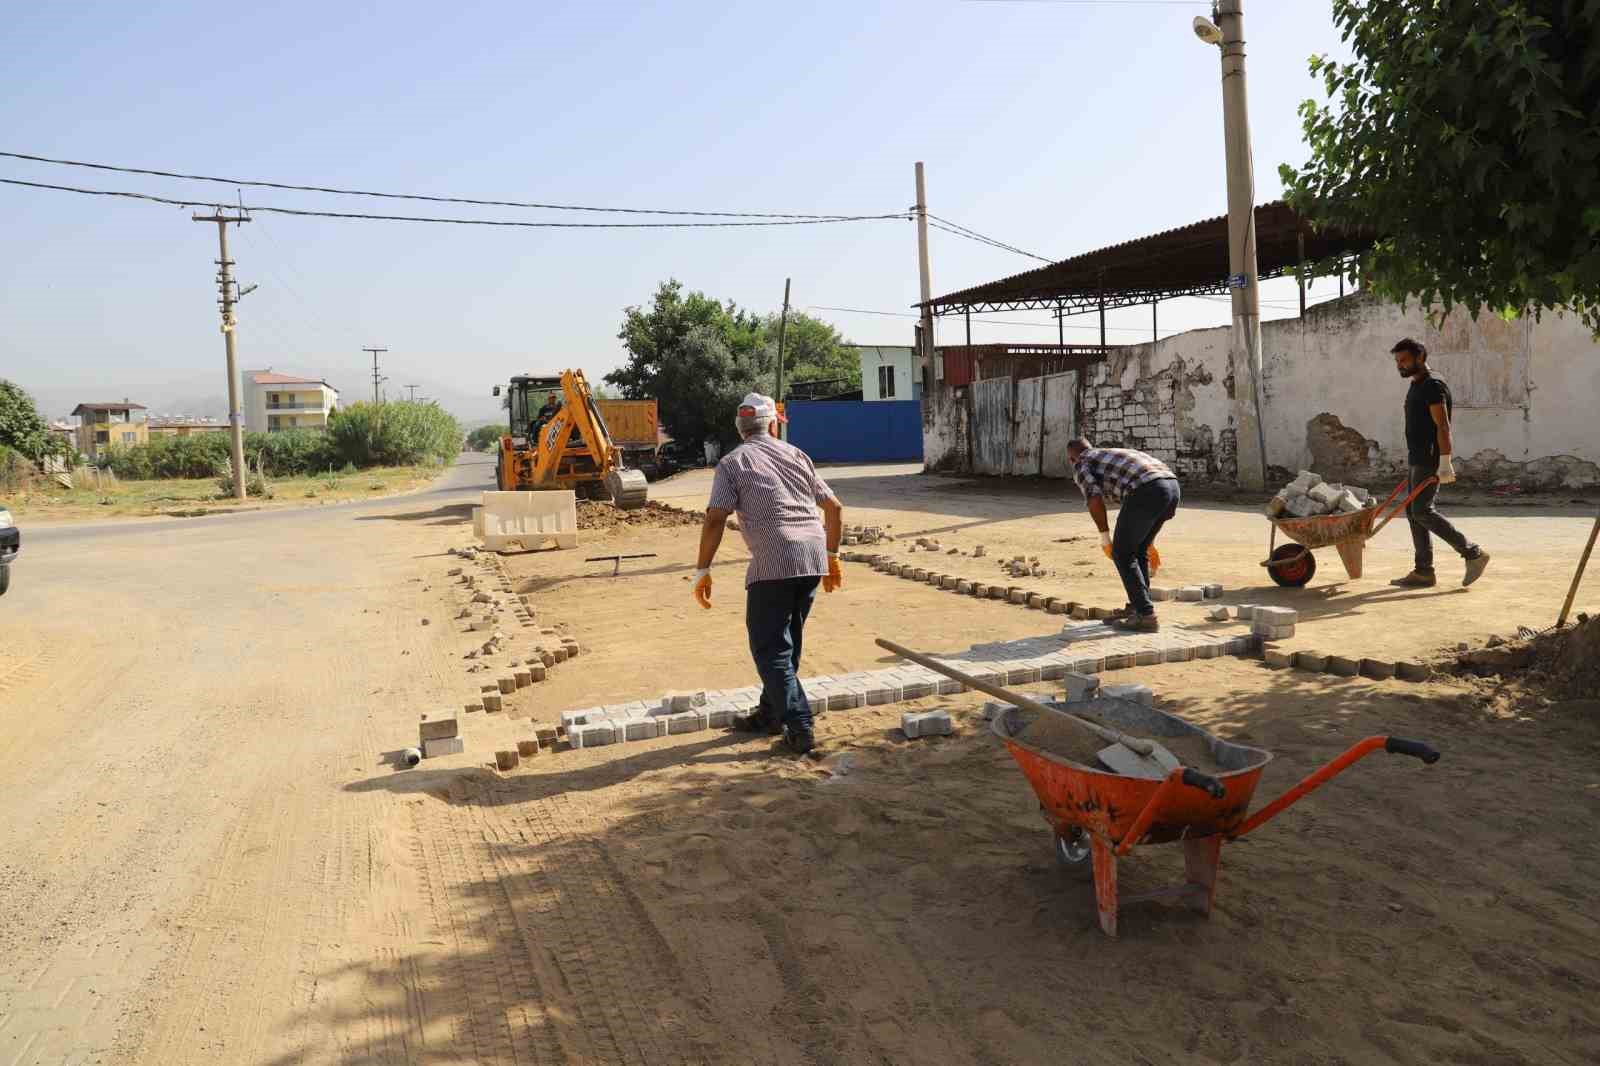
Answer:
[{"left": 605, "top": 467, "right": 649, "bottom": 511}]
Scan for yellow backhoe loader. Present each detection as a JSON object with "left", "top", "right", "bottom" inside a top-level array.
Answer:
[{"left": 492, "top": 369, "right": 649, "bottom": 509}]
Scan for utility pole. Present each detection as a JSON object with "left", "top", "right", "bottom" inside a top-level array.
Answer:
[
  {"left": 193, "top": 208, "right": 251, "bottom": 501},
  {"left": 1216, "top": 0, "right": 1268, "bottom": 489},
  {"left": 914, "top": 162, "right": 934, "bottom": 387},
  {"left": 405, "top": 384, "right": 419, "bottom": 402},
  {"left": 774, "top": 278, "right": 791, "bottom": 439},
  {"left": 364, "top": 347, "right": 388, "bottom": 404}
]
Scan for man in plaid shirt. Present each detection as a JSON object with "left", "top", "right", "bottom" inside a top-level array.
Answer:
[{"left": 1068, "top": 437, "right": 1180, "bottom": 631}]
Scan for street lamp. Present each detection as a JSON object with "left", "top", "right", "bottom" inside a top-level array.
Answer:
[{"left": 1197, "top": 0, "right": 1268, "bottom": 490}]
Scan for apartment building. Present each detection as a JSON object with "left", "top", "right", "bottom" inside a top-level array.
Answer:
[
  {"left": 243, "top": 371, "right": 340, "bottom": 433},
  {"left": 71, "top": 401, "right": 148, "bottom": 458}
]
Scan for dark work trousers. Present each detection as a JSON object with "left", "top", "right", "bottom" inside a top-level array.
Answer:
[
  {"left": 1112, "top": 477, "right": 1181, "bottom": 616},
  {"left": 746, "top": 576, "right": 821, "bottom": 733},
  {"left": 1407, "top": 463, "right": 1478, "bottom": 572}
]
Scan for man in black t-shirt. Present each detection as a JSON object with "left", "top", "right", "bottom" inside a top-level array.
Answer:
[{"left": 1391, "top": 338, "right": 1489, "bottom": 588}]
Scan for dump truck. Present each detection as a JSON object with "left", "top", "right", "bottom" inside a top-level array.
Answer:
[
  {"left": 492, "top": 370, "right": 649, "bottom": 509},
  {"left": 594, "top": 398, "right": 663, "bottom": 478}
]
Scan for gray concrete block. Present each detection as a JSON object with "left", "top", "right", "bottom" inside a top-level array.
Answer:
[
  {"left": 1063, "top": 672, "right": 1101, "bottom": 701},
  {"left": 1149, "top": 587, "right": 1173, "bottom": 602},
  {"left": 1263, "top": 648, "right": 1295, "bottom": 668},
  {"left": 423, "top": 736, "right": 464, "bottom": 758},
  {"left": 1134, "top": 649, "right": 1162, "bottom": 666},
  {"left": 1102, "top": 652, "right": 1136, "bottom": 670},
  {"left": 900, "top": 680, "right": 936, "bottom": 699},
  {"left": 936, "top": 678, "right": 966, "bottom": 695},
  {"left": 495, "top": 749, "right": 520, "bottom": 771},
  {"left": 419, "top": 716, "right": 460, "bottom": 741},
  {"left": 1070, "top": 604, "right": 1092, "bottom": 620},
  {"left": 1193, "top": 644, "right": 1221, "bottom": 660},
  {"left": 940, "top": 575, "right": 960, "bottom": 590},
  {"left": 1254, "top": 623, "right": 1296, "bottom": 641},
  {"left": 1254, "top": 606, "right": 1300, "bottom": 625},
  {"left": 1070, "top": 655, "right": 1105, "bottom": 674},
  {"left": 988, "top": 586, "right": 1009, "bottom": 600},
  {"left": 1204, "top": 583, "right": 1224, "bottom": 599},
  {"left": 1101, "top": 683, "right": 1153, "bottom": 706},
  {"left": 514, "top": 671, "right": 533, "bottom": 688},
  {"left": 1295, "top": 650, "right": 1329, "bottom": 672},
  {"left": 1234, "top": 604, "right": 1258, "bottom": 621},
  {"left": 827, "top": 691, "right": 864, "bottom": 711},
  {"left": 1326, "top": 655, "right": 1360, "bottom": 677},
  {"left": 1008, "top": 588, "right": 1029, "bottom": 605},
  {"left": 464, "top": 701, "right": 484, "bottom": 713},
  {"left": 1208, "top": 606, "right": 1231, "bottom": 622},
  {"left": 482, "top": 694, "right": 503, "bottom": 713},
  {"left": 1047, "top": 599, "right": 1070, "bottom": 615},
  {"left": 1005, "top": 665, "right": 1041, "bottom": 685},
  {"left": 902, "top": 710, "right": 954, "bottom": 739},
  {"left": 1360, "top": 658, "right": 1397, "bottom": 680},
  {"left": 956, "top": 580, "right": 974, "bottom": 594},
  {"left": 706, "top": 707, "right": 736, "bottom": 728},
  {"left": 1177, "top": 587, "right": 1206, "bottom": 602},
  {"left": 1027, "top": 593, "right": 1047, "bottom": 609},
  {"left": 570, "top": 722, "right": 616, "bottom": 748},
  {"left": 1038, "top": 661, "right": 1068, "bottom": 681},
  {"left": 1226, "top": 636, "right": 1254, "bottom": 656},
  {"left": 1162, "top": 644, "right": 1194, "bottom": 663},
  {"left": 667, "top": 712, "right": 708, "bottom": 735},
  {"left": 911, "top": 568, "right": 929, "bottom": 581},
  {"left": 623, "top": 717, "right": 658, "bottom": 741},
  {"left": 1396, "top": 660, "right": 1432, "bottom": 682}
]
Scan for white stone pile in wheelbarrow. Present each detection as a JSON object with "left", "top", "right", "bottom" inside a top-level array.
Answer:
[{"left": 1265, "top": 470, "right": 1374, "bottom": 519}]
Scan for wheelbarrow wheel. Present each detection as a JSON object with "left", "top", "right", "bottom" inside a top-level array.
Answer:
[
  {"left": 1055, "top": 827, "right": 1095, "bottom": 883},
  {"left": 1268, "top": 544, "right": 1316, "bottom": 588}
]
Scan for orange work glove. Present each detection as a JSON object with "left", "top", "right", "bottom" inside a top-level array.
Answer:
[
  {"left": 822, "top": 554, "right": 843, "bottom": 593},
  {"left": 692, "top": 569, "right": 713, "bottom": 609},
  {"left": 1101, "top": 532, "right": 1162, "bottom": 574}
]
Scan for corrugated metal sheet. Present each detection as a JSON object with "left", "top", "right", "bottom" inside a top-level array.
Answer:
[
  {"left": 942, "top": 348, "right": 976, "bottom": 387},
  {"left": 972, "top": 378, "right": 1013, "bottom": 476}
]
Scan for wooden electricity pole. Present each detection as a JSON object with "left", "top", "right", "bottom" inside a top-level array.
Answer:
[
  {"left": 193, "top": 208, "right": 251, "bottom": 501},
  {"left": 914, "top": 162, "right": 934, "bottom": 386},
  {"left": 364, "top": 347, "right": 388, "bottom": 403},
  {"left": 774, "top": 277, "right": 791, "bottom": 439}
]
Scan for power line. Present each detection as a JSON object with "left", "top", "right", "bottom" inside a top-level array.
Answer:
[
  {"left": 0, "top": 150, "right": 887, "bottom": 220},
  {"left": 927, "top": 213, "right": 1054, "bottom": 263},
  {"left": 0, "top": 178, "right": 909, "bottom": 229},
  {"left": 963, "top": 1, "right": 1206, "bottom": 6}
]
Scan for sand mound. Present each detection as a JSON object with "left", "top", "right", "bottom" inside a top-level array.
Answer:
[{"left": 576, "top": 500, "right": 703, "bottom": 532}]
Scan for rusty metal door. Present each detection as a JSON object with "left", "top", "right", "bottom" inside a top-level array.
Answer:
[
  {"left": 1040, "top": 370, "right": 1078, "bottom": 478},
  {"left": 1013, "top": 375, "right": 1045, "bottom": 475},
  {"left": 972, "top": 376, "right": 1013, "bottom": 475}
]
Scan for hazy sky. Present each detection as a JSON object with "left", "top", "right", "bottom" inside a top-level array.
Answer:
[{"left": 2, "top": 0, "right": 1351, "bottom": 422}]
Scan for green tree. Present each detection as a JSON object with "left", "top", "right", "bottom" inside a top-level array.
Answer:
[
  {"left": 763, "top": 311, "right": 859, "bottom": 392},
  {"left": 467, "top": 423, "right": 508, "bottom": 451},
  {"left": 327, "top": 401, "right": 460, "bottom": 467},
  {"left": 0, "top": 381, "right": 65, "bottom": 462},
  {"left": 1281, "top": 1, "right": 1600, "bottom": 330}
]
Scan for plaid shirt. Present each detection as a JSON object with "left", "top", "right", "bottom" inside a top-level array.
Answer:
[
  {"left": 709, "top": 434, "right": 836, "bottom": 587},
  {"left": 1073, "top": 447, "right": 1176, "bottom": 503}
]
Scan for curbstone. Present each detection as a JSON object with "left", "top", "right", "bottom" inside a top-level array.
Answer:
[
  {"left": 514, "top": 671, "right": 532, "bottom": 688},
  {"left": 1005, "top": 665, "right": 1042, "bottom": 685},
  {"left": 1360, "top": 658, "right": 1397, "bottom": 680},
  {"left": 1396, "top": 661, "right": 1432, "bottom": 682},
  {"left": 1163, "top": 644, "right": 1194, "bottom": 663},
  {"left": 423, "top": 736, "right": 464, "bottom": 758},
  {"left": 496, "top": 749, "right": 521, "bottom": 771},
  {"left": 1063, "top": 673, "right": 1101, "bottom": 701},
  {"left": 1326, "top": 655, "right": 1360, "bottom": 677},
  {"left": 623, "top": 718, "right": 658, "bottom": 741},
  {"left": 1294, "top": 651, "right": 1329, "bottom": 672},
  {"left": 1027, "top": 593, "right": 1047, "bottom": 609},
  {"left": 482, "top": 693, "right": 503, "bottom": 712},
  {"left": 1226, "top": 635, "right": 1255, "bottom": 656},
  {"left": 901, "top": 710, "right": 954, "bottom": 739},
  {"left": 497, "top": 677, "right": 516, "bottom": 694},
  {"left": 956, "top": 580, "right": 973, "bottom": 594},
  {"left": 1177, "top": 587, "right": 1205, "bottom": 602},
  {"left": 1253, "top": 622, "right": 1296, "bottom": 641},
  {"left": 1102, "top": 652, "right": 1136, "bottom": 670},
  {"left": 1264, "top": 648, "right": 1295, "bottom": 668},
  {"left": 569, "top": 722, "right": 616, "bottom": 748},
  {"left": 1149, "top": 587, "right": 1173, "bottom": 602},
  {"left": 1101, "top": 683, "right": 1154, "bottom": 706},
  {"left": 419, "top": 716, "right": 460, "bottom": 742},
  {"left": 1193, "top": 644, "right": 1221, "bottom": 660},
  {"left": 464, "top": 701, "right": 483, "bottom": 713},
  {"left": 1134, "top": 649, "right": 1162, "bottom": 666},
  {"left": 1008, "top": 588, "right": 1029, "bottom": 604},
  {"left": 536, "top": 727, "right": 558, "bottom": 748},
  {"left": 988, "top": 586, "right": 1009, "bottom": 600},
  {"left": 667, "top": 711, "right": 709, "bottom": 735},
  {"left": 1047, "top": 600, "right": 1070, "bottom": 615}
]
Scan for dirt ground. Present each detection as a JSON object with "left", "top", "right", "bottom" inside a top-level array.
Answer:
[{"left": 3, "top": 455, "right": 1597, "bottom": 1065}]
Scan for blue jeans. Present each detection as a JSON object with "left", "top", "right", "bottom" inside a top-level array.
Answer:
[
  {"left": 1407, "top": 463, "right": 1477, "bottom": 572},
  {"left": 746, "top": 576, "right": 820, "bottom": 733},
  {"left": 1112, "top": 478, "right": 1180, "bottom": 616}
]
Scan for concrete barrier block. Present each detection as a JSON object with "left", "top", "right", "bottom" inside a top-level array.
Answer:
[
  {"left": 423, "top": 736, "right": 464, "bottom": 758},
  {"left": 477, "top": 490, "right": 579, "bottom": 552}
]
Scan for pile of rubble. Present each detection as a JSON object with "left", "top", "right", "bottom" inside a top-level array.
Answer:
[
  {"left": 1000, "top": 554, "right": 1048, "bottom": 578},
  {"left": 841, "top": 523, "right": 893, "bottom": 546},
  {"left": 1266, "top": 471, "right": 1374, "bottom": 519}
]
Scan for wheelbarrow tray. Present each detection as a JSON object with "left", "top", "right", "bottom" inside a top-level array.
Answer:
[
  {"left": 993, "top": 697, "right": 1272, "bottom": 846},
  {"left": 1270, "top": 502, "right": 1380, "bottom": 550}
]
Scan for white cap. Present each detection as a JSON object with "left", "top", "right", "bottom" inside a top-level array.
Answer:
[{"left": 737, "top": 392, "right": 787, "bottom": 423}]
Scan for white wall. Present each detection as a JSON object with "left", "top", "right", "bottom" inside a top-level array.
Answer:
[{"left": 856, "top": 346, "right": 920, "bottom": 402}]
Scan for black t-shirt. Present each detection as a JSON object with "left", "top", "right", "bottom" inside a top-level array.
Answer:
[{"left": 1404, "top": 373, "right": 1452, "bottom": 465}]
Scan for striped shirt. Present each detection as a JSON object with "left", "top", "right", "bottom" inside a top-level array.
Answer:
[
  {"left": 709, "top": 434, "right": 835, "bottom": 587},
  {"left": 1073, "top": 447, "right": 1176, "bottom": 503}
]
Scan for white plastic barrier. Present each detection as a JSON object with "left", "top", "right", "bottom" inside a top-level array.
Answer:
[{"left": 475, "top": 490, "right": 578, "bottom": 551}]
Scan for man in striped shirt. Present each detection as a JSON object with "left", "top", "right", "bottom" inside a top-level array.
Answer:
[
  {"left": 1068, "top": 437, "right": 1180, "bottom": 632},
  {"left": 692, "top": 393, "right": 844, "bottom": 755}
]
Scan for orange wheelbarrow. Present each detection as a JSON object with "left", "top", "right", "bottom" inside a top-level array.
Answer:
[
  {"left": 1261, "top": 477, "right": 1436, "bottom": 587},
  {"left": 992, "top": 697, "right": 1440, "bottom": 937}
]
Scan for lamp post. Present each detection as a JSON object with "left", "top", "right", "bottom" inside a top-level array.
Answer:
[{"left": 1196, "top": 1, "right": 1267, "bottom": 490}]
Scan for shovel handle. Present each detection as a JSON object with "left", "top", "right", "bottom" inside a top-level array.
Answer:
[{"left": 874, "top": 637, "right": 1152, "bottom": 754}]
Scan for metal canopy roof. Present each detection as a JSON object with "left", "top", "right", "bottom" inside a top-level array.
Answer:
[{"left": 925, "top": 201, "right": 1373, "bottom": 317}]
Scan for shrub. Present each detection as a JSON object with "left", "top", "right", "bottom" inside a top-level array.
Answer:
[
  {"left": 467, "top": 423, "right": 509, "bottom": 451},
  {"left": 327, "top": 401, "right": 460, "bottom": 468}
]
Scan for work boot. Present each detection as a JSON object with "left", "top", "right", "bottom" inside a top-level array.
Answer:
[
  {"left": 732, "top": 707, "right": 780, "bottom": 735},
  {"left": 1463, "top": 551, "right": 1490, "bottom": 588},
  {"left": 782, "top": 723, "right": 817, "bottom": 756},
  {"left": 1390, "top": 570, "right": 1437, "bottom": 588},
  {"left": 1109, "top": 613, "right": 1159, "bottom": 633}
]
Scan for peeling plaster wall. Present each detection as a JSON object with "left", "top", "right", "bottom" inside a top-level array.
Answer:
[{"left": 920, "top": 293, "right": 1599, "bottom": 490}]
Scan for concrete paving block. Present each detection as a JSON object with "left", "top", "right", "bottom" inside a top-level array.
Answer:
[
  {"left": 1234, "top": 604, "right": 1258, "bottom": 621},
  {"left": 512, "top": 670, "right": 531, "bottom": 688},
  {"left": 1101, "top": 683, "right": 1154, "bottom": 706},
  {"left": 955, "top": 580, "right": 973, "bottom": 594},
  {"left": 1038, "top": 660, "right": 1069, "bottom": 681},
  {"left": 1149, "top": 587, "right": 1173, "bottom": 602},
  {"left": 419, "top": 716, "right": 460, "bottom": 741},
  {"left": 1254, "top": 606, "right": 1300, "bottom": 626},
  {"left": 1295, "top": 650, "right": 1329, "bottom": 672},
  {"left": 1396, "top": 660, "right": 1432, "bottom": 682},
  {"left": 1264, "top": 648, "right": 1295, "bottom": 668},
  {"left": 901, "top": 710, "right": 954, "bottom": 739},
  {"left": 899, "top": 679, "right": 936, "bottom": 700},
  {"left": 569, "top": 722, "right": 615, "bottom": 748},
  {"left": 482, "top": 693, "right": 505, "bottom": 713},
  {"left": 516, "top": 739, "right": 540, "bottom": 758},
  {"left": 1360, "top": 658, "right": 1397, "bottom": 680},
  {"left": 536, "top": 727, "right": 558, "bottom": 748},
  {"left": 1101, "top": 652, "right": 1136, "bottom": 670},
  {"left": 988, "top": 586, "right": 1010, "bottom": 600},
  {"left": 1046, "top": 599, "right": 1070, "bottom": 615},
  {"left": 667, "top": 711, "right": 709, "bottom": 735},
  {"left": 1070, "top": 655, "right": 1105, "bottom": 674},
  {"left": 496, "top": 676, "right": 516, "bottom": 695},
  {"left": 1089, "top": 606, "right": 1117, "bottom": 620},
  {"left": 706, "top": 707, "right": 736, "bottom": 728},
  {"left": 423, "top": 736, "right": 464, "bottom": 758},
  {"left": 981, "top": 701, "right": 1007, "bottom": 722},
  {"left": 495, "top": 749, "right": 521, "bottom": 771},
  {"left": 1005, "top": 665, "right": 1042, "bottom": 685},
  {"left": 464, "top": 701, "right": 484, "bottom": 713},
  {"left": 1063, "top": 672, "right": 1101, "bottom": 701},
  {"left": 936, "top": 678, "right": 966, "bottom": 695},
  {"left": 1027, "top": 593, "right": 1047, "bottom": 609},
  {"left": 1177, "top": 587, "right": 1206, "bottom": 602},
  {"left": 1193, "top": 644, "right": 1221, "bottom": 660},
  {"left": 1006, "top": 588, "right": 1027, "bottom": 604},
  {"left": 1204, "top": 583, "right": 1224, "bottom": 599},
  {"left": 552, "top": 647, "right": 569, "bottom": 664},
  {"left": 1226, "top": 636, "right": 1254, "bottom": 656},
  {"left": 1134, "top": 649, "right": 1162, "bottom": 666},
  {"left": 827, "top": 690, "right": 865, "bottom": 711},
  {"left": 1208, "top": 607, "right": 1232, "bottom": 622},
  {"left": 910, "top": 568, "right": 928, "bottom": 581},
  {"left": 623, "top": 717, "right": 658, "bottom": 741},
  {"left": 1254, "top": 622, "right": 1296, "bottom": 641},
  {"left": 1327, "top": 655, "right": 1361, "bottom": 677},
  {"left": 865, "top": 683, "right": 902, "bottom": 705},
  {"left": 941, "top": 575, "right": 961, "bottom": 590}
]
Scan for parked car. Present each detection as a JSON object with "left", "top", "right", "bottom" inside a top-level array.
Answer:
[
  {"left": 656, "top": 440, "right": 706, "bottom": 471},
  {"left": 0, "top": 502, "right": 17, "bottom": 597}
]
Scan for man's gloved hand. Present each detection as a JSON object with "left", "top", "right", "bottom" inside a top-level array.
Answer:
[
  {"left": 692, "top": 568, "right": 713, "bottom": 609},
  {"left": 823, "top": 553, "right": 843, "bottom": 593},
  {"left": 1100, "top": 530, "right": 1113, "bottom": 559},
  {"left": 1437, "top": 454, "right": 1457, "bottom": 485}
]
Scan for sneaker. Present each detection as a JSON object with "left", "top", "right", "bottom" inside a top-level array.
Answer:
[
  {"left": 1390, "top": 570, "right": 1437, "bottom": 588},
  {"left": 732, "top": 708, "right": 780, "bottom": 734},
  {"left": 1109, "top": 613, "right": 1160, "bottom": 633},
  {"left": 1463, "top": 551, "right": 1490, "bottom": 588},
  {"left": 782, "top": 724, "right": 816, "bottom": 756}
]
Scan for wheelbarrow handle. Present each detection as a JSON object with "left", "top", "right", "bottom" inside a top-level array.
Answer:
[
  {"left": 1370, "top": 476, "right": 1438, "bottom": 538},
  {"left": 1227, "top": 734, "right": 1441, "bottom": 839}
]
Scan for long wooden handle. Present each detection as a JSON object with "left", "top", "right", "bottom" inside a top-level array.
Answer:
[
  {"left": 1557, "top": 508, "right": 1600, "bottom": 628},
  {"left": 874, "top": 637, "right": 1155, "bottom": 756}
]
